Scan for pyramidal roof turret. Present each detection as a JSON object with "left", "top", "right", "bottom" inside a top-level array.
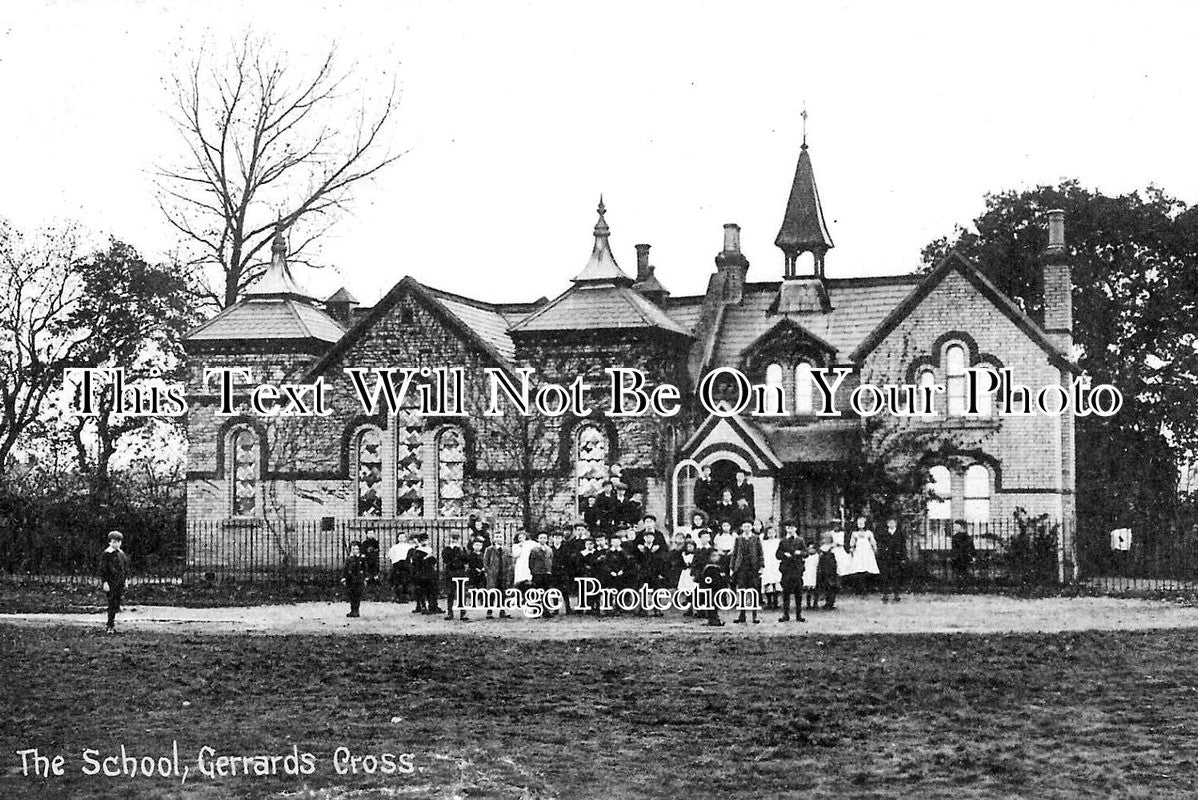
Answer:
[
  {"left": 571, "top": 196, "right": 635, "bottom": 285},
  {"left": 247, "top": 222, "right": 309, "bottom": 300},
  {"left": 774, "top": 112, "right": 834, "bottom": 278}
]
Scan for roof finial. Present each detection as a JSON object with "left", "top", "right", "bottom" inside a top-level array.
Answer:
[
  {"left": 271, "top": 218, "right": 287, "bottom": 260},
  {"left": 593, "top": 194, "right": 610, "bottom": 238},
  {"left": 801, "top": 103, "right": 808, "bottom": 149}
]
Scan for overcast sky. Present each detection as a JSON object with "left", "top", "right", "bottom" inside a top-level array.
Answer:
[{"left": 2, "top": 0, "right": 1196, "bottom": 305}]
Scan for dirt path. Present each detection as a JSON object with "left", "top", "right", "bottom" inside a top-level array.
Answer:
[{"left": 3, "top": 594, "right": 1198, "bottom": 638}]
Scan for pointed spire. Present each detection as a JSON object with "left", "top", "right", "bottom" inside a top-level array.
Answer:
[
  {"left": 775, "top": 115, "right": 834, "bottom": 279},
  {"left": 572, "top": 195, "right": 634, "bottom": 284},
  {"left": 247, "top": 220, "right": 308, "bottom": 299}
]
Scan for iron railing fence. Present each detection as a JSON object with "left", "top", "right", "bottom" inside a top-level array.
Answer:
[{"left": 4, "top": 513, "right": 1198, "bottom": 596}]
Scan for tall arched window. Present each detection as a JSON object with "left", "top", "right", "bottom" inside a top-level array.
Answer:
[
  {"left": 229, "top": 428, "right": 260, "bottom": 518},
  {"left": 927, "top": 465, "right": 952, "bottom": 521},
  {"left": 673, "top": 460, "right": 699, "bottom": 529},
  {"left": 973, "top": 362, "right": 996, "bottom": 415},
  {"left": 964, "top": 464, "right": 991, "bottom": 524},
  {"left": 395, "top": 408, "right": 424, "bottom": 518},
  {"left": 946, "top": 344, "right": 967, "bottom": 416},
  {"left": 575, "top": 423, "right": 610, "bottom": 515},
  {"left": 762, "top": 363, "right": 784, "bottom": 414},
  {"left": 355, "top": 427, "right": 384, "bottom": 517},
  {"left": 795, "top": 362, "right": 814, "bottom": 415},
  {"left": 436, "top": 426, "right": 466, "bottom": 518},
  {"left": 917, "top": 367, "right": 937, "bottom": 414}
]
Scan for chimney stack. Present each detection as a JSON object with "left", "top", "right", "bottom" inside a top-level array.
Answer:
[
  {"left": 635, "top": 244, "right": 651, "bottom": 282},
  {"left": 1047, "top": 209, "right": 1066, "bottom": 252},
  {"left": 715, "top": 223, "right": 749, "bottom": 305},
  {"left": 1041, "top": 209, "right": 1072, "bottom": 354},
  {"left": 723, "top": 223, "right": 741, "bottom": 254}
]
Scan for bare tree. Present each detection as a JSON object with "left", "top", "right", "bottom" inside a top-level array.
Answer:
[
  {"left": 0, "top": 220, "right": 89, "bottom": 477},
  {"left": 157, "top": 35, "right": 402, "bottom": 308}
]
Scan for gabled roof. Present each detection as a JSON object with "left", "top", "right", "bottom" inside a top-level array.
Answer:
[
  {"left": 508, "top": 281, "right": 693, "bottom": 337},
  {"left": 185, "top": 297, "right": 346, "bottom": 346},
  {"left": 742, "top": 317, "right": 838, "bottom": 362},
  {"left": 679, "top": 412, "right": 784, "bottom": 471},
  {"left": 848, "top": 251, "right": 1077, "bottom": 371},
  {"left": 304, "top": 276, "right": 545, "bottom": 379}
]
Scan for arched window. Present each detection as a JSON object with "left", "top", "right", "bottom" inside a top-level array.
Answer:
[
  {"left": 762, "top": 363, "right": 784, "bottom": 414},
  {"left": 673, "top": 460, "right": 699, "bottom": 529},
  {"left": 926, "top": 465, "right": 952, "bottom": 521},
  {"left": 795, "top": 363, "right": 814, "bottom": 415},
  {"left": 964, "top": 464, "right": 991, "bottom": 524},
  {"left": 917, "top": 367, "right": 937, "bottom": 414},
  {"left": 229, "top": 428, "right": 260, "bottom": 517},
  {"left": 946, "top": 344, "right": 967, "bottom": 416},
  {"left": 395, "top": 408, "right": 424, "bottom": 518},
  {"left": 354, "top": 427, "right": 384, "bottom": 517},
  {"left": 436, "top": 426, "right": 466, "bottom": 518},
  {"left": 575, "top": 423, "right": 610, "bottom": 515},
  {"left": 973, "top": 363, "right": 995, "bottom": 415}
]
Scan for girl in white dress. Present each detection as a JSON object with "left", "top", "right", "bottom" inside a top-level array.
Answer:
[
  {"left": 759, "top": 525, "right": 782, "bottom": 610},
  {"left": 847, "top": 516, "right": 880, "bottom": 593},
  {"left": 511, "top": 531, "right": 534, "bottom": 591},
  {"left": 830, "top": 527, "right": 853, "bottom": 577}
]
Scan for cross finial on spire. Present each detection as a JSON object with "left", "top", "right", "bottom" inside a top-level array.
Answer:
[{"left": 801, "top": 103, "right": 808, "bottom": 148}]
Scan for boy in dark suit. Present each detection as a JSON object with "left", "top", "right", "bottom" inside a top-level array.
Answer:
[
  {"left": 776, "top": 522, "right": 805, "bottom": 622},
  {"left": 816, "top": 530, "right": 840, "bottom": 610},
  {"left": 442, "top": 530, "right": 471, "bottom": 621},
  {"left": 99, "top": 530, "right": 130, "bottom": 634},
  {"left": 343, "top": 541, "right": 366, "bottom": 618},
  {"left": 878, "top": 517, "right": 906, "bottom": 602}
]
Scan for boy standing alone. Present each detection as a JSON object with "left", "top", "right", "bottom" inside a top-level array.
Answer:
[{"left": 99, "top": 531, "right": 130, "bottom": 634}]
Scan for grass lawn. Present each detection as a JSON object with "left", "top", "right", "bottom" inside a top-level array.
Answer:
[{"left": 2, "top": 625, "right": 1198, "bottom": 799}]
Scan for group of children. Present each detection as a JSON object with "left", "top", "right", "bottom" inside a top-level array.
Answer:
[{"left": 353, "top": 509, "right": 904, "bottom": 625}]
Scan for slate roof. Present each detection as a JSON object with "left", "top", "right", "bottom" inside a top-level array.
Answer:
[
  {"left": 703, "top": 275, "right": 919, "bottom": 368},
  {"left": 509, "top": 281, "right": 692, "bottom": 337},
  {"left": 421, "top": 285, "right": 544, "bottom": 362},
  {"left": 186, "top": 297, "right": 346, "bottom": 345}
]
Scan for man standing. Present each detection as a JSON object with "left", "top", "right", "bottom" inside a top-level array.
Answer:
[
  {"left": 877, "top": 517, "right": 906, "bottom": 602},
  {"left": 442, "top": 531, "right": 471, "bottom": 621},
  {"left": 693, "top": 464, "right": 716, "bottom": 518},
  {"left": 776, "top": 521, "right": 806, "bottom": 623},
  {"left": 343, "top": 541, "right": 366, "bottom": 618},
  {"left": 98, "top": 530, "right": 130, "bottom": 634},
  {"left": 731, "top": 520, "right": 764, "bottom": 624},
  {"left": 387, "top": 533, "right": 413, "bottom": 603},
  {"left": 731, "top": 471, "right": 755, "bottom": 518}
]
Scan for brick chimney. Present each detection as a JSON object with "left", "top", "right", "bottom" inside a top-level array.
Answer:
[
  {"left": 635, "top": 244, "right": 651, "bottom": 283},
  {"left": 715, "top": 223, "right": 749, "bottom": 305},
  {"left": 1042, "top": 209, "right": 1072, "bottom": 355}
]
